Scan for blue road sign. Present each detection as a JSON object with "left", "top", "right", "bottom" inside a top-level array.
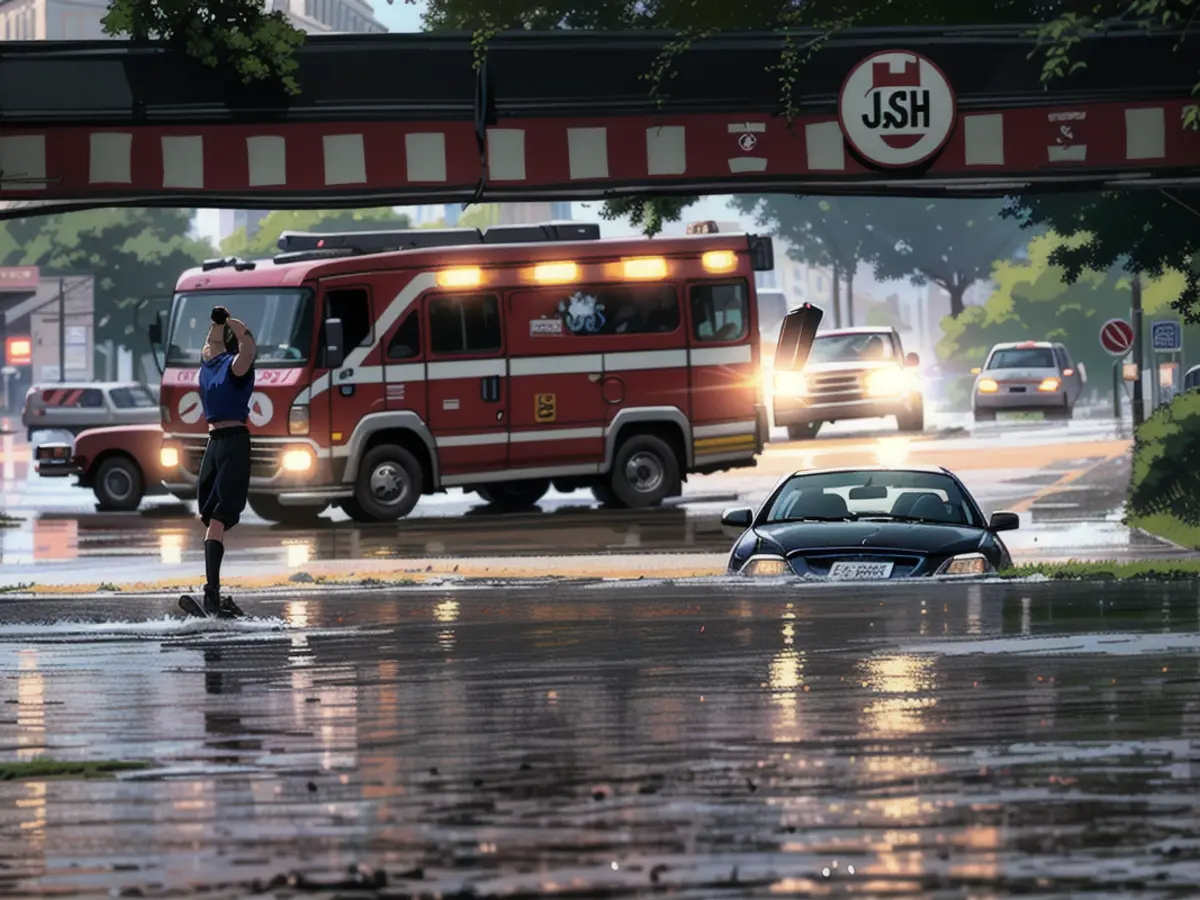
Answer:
[{"left": 1151, "top": 319, "right": 1182, "bottom": 353}]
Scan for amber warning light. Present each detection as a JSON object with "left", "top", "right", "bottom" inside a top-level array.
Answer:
[{"left": 5, "top": 337, "right": 31, "bottom": 366}]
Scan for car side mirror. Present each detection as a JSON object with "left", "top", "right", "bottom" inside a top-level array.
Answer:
[
  {"left": 721, "top": 507, "right": 754, "bottom": 533},
  {"left": 147, "top": 321, "right": 162, "bottom": 345},
  {"left": 905, "top": 352, "right": 920, "bottom": 367},
  {"left": 322, "top": 318, "right": 345, "bottom": 369},
  {"left": 988, "top": 511, "right": 1019, "bottom": 532}
]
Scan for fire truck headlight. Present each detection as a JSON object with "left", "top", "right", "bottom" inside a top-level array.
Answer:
[
  {"left": 281, "top": 447, "right": 315, "bottom": 473},
  {"left": 701, "top": 250, "right": 737, "bottom": 273},
  {"left": 622, "top": 257, "right": 667, "bottom": 279},
  {"left": 288, "top": 403, "right": 310, "bottom": 436},
  {"left": 160, "top": 445, "right": 180, "bottom": 469},
  {"left": 437, "top": 267, "right": 483, "bottom": 288},
  {"left": 533, "top": 261, "right": 578, "bottom": 284},
  {"left": 774, "top": 370, "right": 806, "bottom": 396}
]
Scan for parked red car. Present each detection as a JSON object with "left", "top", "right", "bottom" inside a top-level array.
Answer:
[{"left": 35, "top": 423, "right": 177, "bottom": 511}]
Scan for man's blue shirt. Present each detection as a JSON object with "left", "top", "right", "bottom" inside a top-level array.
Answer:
[{"left": 199, "top": 353, "right": 254, "bottom": 422}]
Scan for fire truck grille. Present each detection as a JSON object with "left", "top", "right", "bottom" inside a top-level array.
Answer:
[
  {"left": 179, "top": 438, "right": 280, "bottom": 479},
  {"left": 807, "top": 371, "right": 865, "bottom": 402}
]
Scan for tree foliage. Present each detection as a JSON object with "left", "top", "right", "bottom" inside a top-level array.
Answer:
[
  {"left": 1128, "top": 389, "right": 1200, "bottom": 527},
  {"left": 937, "top": 231, "right": 1191, "bottom": 380},
  {"left": 0, "top": 209, "right": 214, "bottom": 370},
  {"left": 102, "top": 0, "right": 306, "bottom": 94},
  {"left": 730, "top": 195, "right": 1026, "bottom": 318},
  {"left": 220, "top": 207, "right": 412, "bottom": 258}
]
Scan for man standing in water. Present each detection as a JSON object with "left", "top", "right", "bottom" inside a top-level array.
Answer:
[{"left": 181, "top": 305, "right": 256, "bottom": 618}]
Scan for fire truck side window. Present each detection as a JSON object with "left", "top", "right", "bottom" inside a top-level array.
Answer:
[
  {"left": 386, "top": 312, "right": 421, "bottom": 360},
  {"left": 429, "top": 293, "right": 502, "bottom": 355},
  {"left": 322, "top": 288, "right": 373, "bottom": 350},
  {"left": 690, "top": 281, "right": 750, "bottom": 343}
]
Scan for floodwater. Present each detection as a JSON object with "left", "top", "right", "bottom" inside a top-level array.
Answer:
[{"left": 2, "top": 580, "right": 1199, "bottom": 898}]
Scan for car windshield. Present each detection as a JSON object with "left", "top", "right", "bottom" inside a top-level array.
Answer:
[
  {"left": 987, "top": 348, "right": 1055, "bottom": 370},
  {"left": 166, "top": 290, "right": 316, "bottom": 367},
  {"left": 764, "top": 470, "right": 979, "bottom": 527},
  {"left": 808, "top": 332, "right": 895, "bottom": 364}
]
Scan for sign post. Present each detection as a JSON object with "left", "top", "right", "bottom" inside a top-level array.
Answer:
[
  {"left": 1100, "top": 317, "right": 1135, "bottom": 423},
  {"left": 1150, "top": 318, "right": 1183, "bottom": 410}
]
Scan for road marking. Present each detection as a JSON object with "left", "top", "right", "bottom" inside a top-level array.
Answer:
[{"left": 1010, "top": 446, "right": 1130, "bottom": 513}]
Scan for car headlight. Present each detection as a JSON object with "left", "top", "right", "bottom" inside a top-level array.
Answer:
[
  {"left": 740, "top": 555, "right": 791, "bottom": 577},
  {"left": 1038, "top": 377, "right": 1060, "bottom": 392},
  {"left": 774, "top": 370, "right": 807, "bottom": 395},
  {"left": 936, "top": 553, "right": 993, "bottom": 576},
  {"left": 864, "top": 368, "right": 903, "bottom": 397},
  {"left": 977, "top": 378, "right": 999, "bottom": 394}
]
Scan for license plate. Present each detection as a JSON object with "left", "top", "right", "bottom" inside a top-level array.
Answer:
[
  {"left": 1009, "top": 386, "right": 1026, "bottom": 393},
  {"left": 828, "top": 561, "right": 894, "bottom": 580}
]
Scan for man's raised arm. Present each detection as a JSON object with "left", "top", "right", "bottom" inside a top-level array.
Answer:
[{"left": 228, "top": 319, "right": 258, "bottom": 377}]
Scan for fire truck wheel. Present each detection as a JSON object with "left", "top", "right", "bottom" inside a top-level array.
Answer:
[
  {"left": 93, "top": 456, "right": 144, "bottom": 512},
  {"left": 787, "top": 422, "right": 822, "bottom": 441},
  {"left": 248, "top": 494, "right": 328, "bottom": 525},
  {"left": 354, "top": 444, "right": 423, "bottom": 521},
  {"left": 478, "top": 479, "right": 550, "bottom": 508},
  {"left": 608, "top": 434, "right": 679, "bottom": 509}
]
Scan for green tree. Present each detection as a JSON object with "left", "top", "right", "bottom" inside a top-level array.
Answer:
[
  {"left": 937, "top": 231, "right": 1191, "bottom": 384},
  {"left": 0, "top": 208, "right": 214, "bottom": 373},
  {"left": 220, "top": 207, "right": 412, "bottom": 258}
]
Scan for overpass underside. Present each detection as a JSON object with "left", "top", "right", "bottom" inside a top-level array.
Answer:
[{"left": 0, "top": 26, "right": 1197, "bottom": 218}]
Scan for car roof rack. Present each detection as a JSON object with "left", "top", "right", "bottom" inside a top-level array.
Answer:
[{"left": 274, "top": 221, "right": 602, "bottom": 262}]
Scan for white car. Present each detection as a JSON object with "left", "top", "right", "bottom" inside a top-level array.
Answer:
[{"left": 973, "top": 341, "right": 1086, "bottom": 422}]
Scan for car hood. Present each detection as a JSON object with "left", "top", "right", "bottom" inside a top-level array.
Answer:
[{"left": 756, "top": 520, "right": 986, "bottom": 556}]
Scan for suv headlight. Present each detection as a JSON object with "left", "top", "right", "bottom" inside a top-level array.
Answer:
[
  {"left": 936, "top": 553, "right": 993, "bottom": 576},
  {"left": 864, "top": 368, "right": 903, "bottom": 397},
  {"left": 740, "top": 555, "right": 791, "bottom": 577},
  {"left": 774, "top": 371, "right": 806, "bottom": 395}
]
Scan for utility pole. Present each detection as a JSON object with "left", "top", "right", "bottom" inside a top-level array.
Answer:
[
  {"left": 58, "top": 277, "right": 66, "bottom": 384},
  {"left": 1131, "top": 274, "right": 1145, "bottom": 427},
  {"left": 831, "top": 263, "right": 842, "bottom": 329},
  {"left": 846, "top": 260, "right": 855, "bottom": 328}
]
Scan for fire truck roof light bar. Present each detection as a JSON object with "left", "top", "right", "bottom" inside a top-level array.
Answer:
[{"left": 275, "top": 221, "right": 602, "bottom": 256}]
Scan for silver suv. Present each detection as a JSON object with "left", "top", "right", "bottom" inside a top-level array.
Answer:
[
  {"left": 972, "top": 341, "right": 1086, "bottom": 422},
  {"left": 22, "top": 381, "right": 160, "bottom": 441}
]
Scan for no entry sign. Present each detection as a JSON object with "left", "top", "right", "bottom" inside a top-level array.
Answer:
[{"left": 1100, "top": 318, "right": 1135, "bottom": 356}]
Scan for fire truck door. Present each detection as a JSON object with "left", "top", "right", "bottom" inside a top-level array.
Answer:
[
  {"left": 381, "top": 307, "right": 426, "bottom": 417},
  {"left": 319, "top": 286, "right": 378, "bottom": 460},
  {"left": 685, "top": 282, "right": 760, "bottom": 429},
  {"left": 424, "top": 291, "right": 508, "bottom": 476}
]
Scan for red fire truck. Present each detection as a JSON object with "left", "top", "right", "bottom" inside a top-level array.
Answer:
[{"left": 151, "top": 222, "right": 821, "bottom": 524}]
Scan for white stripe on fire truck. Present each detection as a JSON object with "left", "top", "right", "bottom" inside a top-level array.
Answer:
[
  {"left": 427, "top": 359, "right": 507, "bottom": 380},
  {"left": 689, "top": 345, "right": 752, "bottom": 367},
  {"left": 330, "top": 419, "right": 757, "bottom": 457},
  {"left": 693, "top": 421, "right": 757, "bottom": 439}
]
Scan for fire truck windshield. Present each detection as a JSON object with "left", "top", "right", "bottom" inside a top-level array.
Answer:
[{"left": 165, "top": 290, "right": 316, "bottom": 367}]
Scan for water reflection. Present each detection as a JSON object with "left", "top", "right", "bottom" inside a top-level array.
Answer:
[
  {"left": 769, "top": 603, "right": 806, "bottom": 742},
  {"left": 861, "top": 654, "right": 937, "bottom": 737},
  {"left": 17, "top": 649, "right": 45, "bottom": 761}
]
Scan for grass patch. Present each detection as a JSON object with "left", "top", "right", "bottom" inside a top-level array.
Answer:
[
  {"left": 0, "top": 758, "right": 154, "bottom": 781},
  {"left": 1128, "top": 513, "right": 1200, "bottom": 551},
  {"left": 0, "top": 513, "right": 21, "bottom": 528},
  {"left": 0, "top": 581, "right": 33, "bottom": 594},
  {"left": 1002, "top": 559, "right": 1200, "bottom": 581}
]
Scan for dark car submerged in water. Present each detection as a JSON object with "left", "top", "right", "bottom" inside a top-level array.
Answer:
[{"left": 722, "top": 466, "right": 1018, "bottom": 580}]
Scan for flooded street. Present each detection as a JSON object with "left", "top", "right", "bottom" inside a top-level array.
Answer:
[{"left": 2, "top": 580, "right": 1199, "bottom": 898}]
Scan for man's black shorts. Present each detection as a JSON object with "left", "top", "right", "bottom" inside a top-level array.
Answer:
[{"left": 197, "top": 425, "right": 252, "bottom": 529}]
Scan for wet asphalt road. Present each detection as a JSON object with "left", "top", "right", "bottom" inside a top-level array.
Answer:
[
  {"left": 1, "top": 413, "right": 1174, "bottom": 588},
  {"left": 2, "top": 580, "right": 1199, "bottom": 898}
]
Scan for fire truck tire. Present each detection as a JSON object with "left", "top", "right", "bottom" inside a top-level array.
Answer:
[
  {"left": 787, "top": 422, "right": 822, "bottom": 441},
  {"left": 607, "top": 434, "right": 679, "bottom": 509},
  {"left": 590, "top": 483, "right": 618, "bottom": 506},
  {"left": 93, "top": 456, "right": 144, "bottom": 512},
  {"left": 478, "top": 479, "right": 550, "bottom": 508},
  {"left": 353, "top": 444, "right": 423, "bottom": 521},
  {"left": 248, "top": 494, "right": 328, "bottom": 525}
]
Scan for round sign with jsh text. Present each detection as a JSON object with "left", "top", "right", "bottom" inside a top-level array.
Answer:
[{"left": 839, "top": 50, "right": 957, "bottom": 169}]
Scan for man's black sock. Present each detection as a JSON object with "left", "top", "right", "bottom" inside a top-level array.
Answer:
[{"left": 205, "top": 539, "right": 225, "bottom": 594}]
